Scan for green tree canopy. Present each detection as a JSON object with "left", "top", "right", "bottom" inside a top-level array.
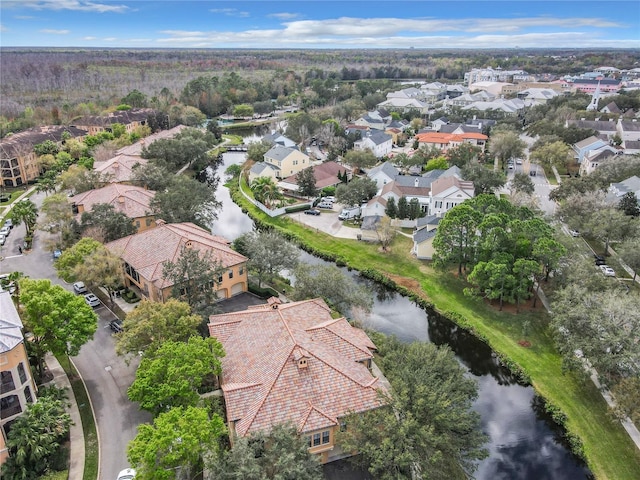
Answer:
[
  {"left": 208, "top": 423, "right": 323, "bottom": 480},
  {"left": 342, "top": 149, "right": 377, "bottom": 173},
  {"left": 296, "top": 167, "right": 318, "bottom": 198},
  {"left": 128, "top": 336, "right": 224, "bottom": 415},
  {"left": 54, "top": 237, "right": 102, "bottom": 282},
  {"left": 337, "top": 337, "right": 487, "bottom": 480},
  {"left": 335, "top": 176, "right": 377, "bottom": 207},
  {"left": 128, "top": 406, "right": 226, "bottom": 480},
  {"left": 10, "top": 199, "right": 38, "bottom": 236},
  {"left": 80, "top": 203, "right": 138, "bottom": 243},
  {"left": 116, "top": 299, "right": 202, "bottom": 359},
  {"left": 289, "top": 263, "right": 372, "bottom": 315},
  {"left": 1, "top": 388, "right": 72, "bottom": 480},
  {"left": 511, "top": 172, "right": 535, "bottom": 196},
  {"left": 234, "top": 230, "right": 299, "bottom": 287},
  {"left": 151, "top": 175, "right": 221, "bottom": 228},
  {"left": 20, "top": 279, "right": 98, "bottom": 377},
  {"left": 162, "top": 245, "right": 226, "bottom": 315}
]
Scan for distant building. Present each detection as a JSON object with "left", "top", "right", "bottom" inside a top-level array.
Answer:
[
  {"left": 71, "top": 108, "right": 156, "bottom": 135},
  {"left": 1, "top": 125, "right": 87, "bottom": 187}
]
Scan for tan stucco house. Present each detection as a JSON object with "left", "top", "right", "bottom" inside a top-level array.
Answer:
[
  {"left": 208, "top": 298, "right": 387, "bottom": 464},
  {"left": 106, "top": 222, "right": 248, "bottom": 302}
]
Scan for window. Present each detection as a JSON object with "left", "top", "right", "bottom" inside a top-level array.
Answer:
[
  {"left": 135, "top": 220, "right": 140, "bottom": 228},
  {"left": 313, "top": 433, "right": 321, "bottom": 446},
  {"left": 17, "top": 363, "right": 27, "bottom": 384},
  {"left": 24, "top": 386, "right": 33, "bottom": 404},
  {"left": 1, "top": 371, "right": 15, "bottom": 392},
  {"left": 322, "top": 430, "right": 330, "bottom": 444},
  {"left": 0, "top": 395, "right": 22, "bottom": 419},
  {"left": 228, "top": 270, "right": 233, "bottom": 280},
  {"left": 146, "top": 218, "right": 153, "bottom": 227},
  {"left": 217, "top": 274, "right": 223, "bottom": 283},
  {"left": 239, "top": 267, "right": 244, "bottom": 276}
]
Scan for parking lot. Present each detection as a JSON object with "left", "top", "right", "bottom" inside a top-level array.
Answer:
[{"left": 288, "top": 204, "right": 362, "bottom": 240}]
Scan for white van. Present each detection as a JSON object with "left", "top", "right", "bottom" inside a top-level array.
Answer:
[{"left": 338, "top": 206, "right": 361, "bottom": 221}]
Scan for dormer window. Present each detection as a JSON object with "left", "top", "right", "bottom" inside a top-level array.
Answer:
[{"left": 298, "top": 358, "right": 308, "bottom": 369}]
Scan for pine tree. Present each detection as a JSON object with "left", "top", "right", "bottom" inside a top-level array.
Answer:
[
  {"left": 385, "top": 196, "right": 398, "bottom": 219},
  {"left": 397, "top": 196, "right": 409, "bottom": 219}
]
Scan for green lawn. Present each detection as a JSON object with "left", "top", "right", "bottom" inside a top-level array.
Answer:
[{"left": 231, "top": 183, "right": 640, "bottom": 480}]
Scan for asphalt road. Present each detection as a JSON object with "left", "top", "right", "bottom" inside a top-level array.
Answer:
[{"left": 0, "top": 191, "right": 150, "bottom": 480}]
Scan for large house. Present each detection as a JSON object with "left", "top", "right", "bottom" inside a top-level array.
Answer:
[
  {"left": 70, "top": 183, "right": 157, "bottom": 232},
  {"left": 414, "top": 131, "right": 488, "bottom": 152},
  {"left": 0, "top": 291, "right": 38, "bottom": 466},
  {"left": 106, "top": 221, "right": 248, "bottom": 302},
  {"left": 259, "top": 145, "right": 311, "bottom": 179},
  {"left": 428, "top": 176, "right": 475, "bottom": 217},
  {"left": 0, "top": 125, "right": 88, "bottom": 187},
  {"left": 208, "top": 297, "right": 387, "bottom": 464},
  {"left": 353, "top": 131, "right": 393, "bottom": 158}
]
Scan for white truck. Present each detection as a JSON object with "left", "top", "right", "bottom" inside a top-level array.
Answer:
[{"left": 338, "top": 206, "right": 361, "bottom": 221}]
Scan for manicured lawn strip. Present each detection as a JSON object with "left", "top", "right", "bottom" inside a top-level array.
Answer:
[
  {"left": 232, "top": 185, "right": 640, "bottom": 480},
  {"left": 57, "top": 355, "right": 99, "bottom": 480}
]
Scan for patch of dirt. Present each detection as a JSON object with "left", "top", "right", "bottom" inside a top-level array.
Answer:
[{"left": 387, "top": 274, "right": 427, "bottom": 298}]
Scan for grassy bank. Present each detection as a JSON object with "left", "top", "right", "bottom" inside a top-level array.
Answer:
[
  {"left": 57, "top": 356, "right": 99, "bottom": 480},
  {"left": 230, "top": 183, "right": 640, "bottom": 480}
]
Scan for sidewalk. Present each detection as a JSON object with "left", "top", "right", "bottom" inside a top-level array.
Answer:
[{"left": 44, "top": 353, "right": 85, "bottom": 480}]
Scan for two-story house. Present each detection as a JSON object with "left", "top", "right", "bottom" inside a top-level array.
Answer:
[
  {"left": 353, "top": 131, "right": 393, "bottom": 158},
  {"left": 70, "top": 183, "right": 157, "bottom": 233},
  {"left": 106, "top": 221, "right": 248, "bottom": 302},
  {"left": 208, "top": 297, "right": 387, "bottom": 464},
  {"left": 415, "top": 132, "right": 488, "bottom": 152},
  {"left": 262, "top": 145, "right": 310, "bottom": 179},
  {"left": 71, "top": 108, "right": 156, "bottom": 135}
]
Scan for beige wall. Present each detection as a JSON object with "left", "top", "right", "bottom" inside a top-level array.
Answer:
[
  {"left": 125, "top": 261, "right": 248, "bottom": 303},
  {"left": 414, "top": 238, "right": 436, "bottom": 260},
  {"left": 1, "top": 342, "right": 38, "bottom": 467},
  {"left": 266, "top": 150, "right": 310, "bottom": 178}
]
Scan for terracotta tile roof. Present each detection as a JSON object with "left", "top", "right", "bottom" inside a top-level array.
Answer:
[
  {"left": 106, "top": 222, "right": 246, "bottom": 290},
  {"left": 94, "top": 154, "right": 147, "bottom": 183},
  {"left": 71, "top": 183, "right": 155, "bottom": 219},
  {"left": 208, "top": 298, "right": 386, "bottom": 437},
  {"left": 280, "top": 161, "right": 348, "bottom": 189},
  {"left": 415, "top": 132, "right": 488, "bottom": 144}
]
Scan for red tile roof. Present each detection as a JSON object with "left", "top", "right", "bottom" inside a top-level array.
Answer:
[
  {"left": 415, "top": 131, "right": 488, "bottom": 144},
  {"left": 71, "top": 183, "right": 155, "bottom": 219},
  {"left": 208, "top": 298, "right": 386, "bottom": 437},
  {"left": 94, "top": 154, "right": 147, "bottom": 183},
  {"left": 106, "top": 222, "right": 246, "bottom": 290}
]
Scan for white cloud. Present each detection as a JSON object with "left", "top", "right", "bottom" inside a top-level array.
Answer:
[
  {"left": 40, "top": 28, "right": 70, "bottom": 34},
  {"left": 155, "top": 25, "right": 638, "bottom": 49},
  {"left": 3, "top": 0, "right": 129, "bottom": 14},
  {"left": 83, "top": 36, "right": 96, "bottom": 40},
  {"left": 0, "top": 24, "right": 6, "bottom": 32},
  {"left": 209, "top": 8, "right": 249, "bottom": 18},
  {"left": 103, "top": 37, "right": 117, "bottom": 41},
  {"left": 15, "top": 15, "right": 35, "bottom": 20},
  {"left": 268, "top": 12, "right": 301, "bottom": 20}
]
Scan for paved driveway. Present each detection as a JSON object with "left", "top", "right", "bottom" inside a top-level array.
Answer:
[{"left": 288, "top": 205, "right": 362, "bottom": 239}]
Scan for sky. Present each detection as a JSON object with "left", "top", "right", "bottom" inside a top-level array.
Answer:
[{"left": 0, "top": 0, "right": 638, "bottom": 49}]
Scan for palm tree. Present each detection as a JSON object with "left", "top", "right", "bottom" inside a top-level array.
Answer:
[
  {"left": 251, "top": 177, "right": 281, "bottom": 208},
  {"left": 10, "top": 199, "right": 39, "bottom": 236}
]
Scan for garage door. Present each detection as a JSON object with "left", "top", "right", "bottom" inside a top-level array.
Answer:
[{"left": 231, "top": 282, "right": 245, "bottom": 296}]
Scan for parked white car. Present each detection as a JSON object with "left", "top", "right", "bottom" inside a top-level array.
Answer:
[
  {"left": 73, "top": 281, "right": 88, "bottom": 294},
  {"left": 116, "top": 469, "right": 136, "bottom": 480},
  {"left": 599, "top": 265, "right": 616, "bottom": 277},
  {"left": 84, "top": 293, "right": 101, "bottom": 307}
]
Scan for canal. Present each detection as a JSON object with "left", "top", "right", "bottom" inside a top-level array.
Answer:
[{"left": 212, "top": 150, "right": 591, "bottom": 479}]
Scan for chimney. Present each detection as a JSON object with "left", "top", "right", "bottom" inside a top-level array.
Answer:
[
  {"left": 415, "top": 178, "right": 419, "bottom": 187},
  {"left": 117, "top": 196, "right": 125, "bottom": 204}
]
